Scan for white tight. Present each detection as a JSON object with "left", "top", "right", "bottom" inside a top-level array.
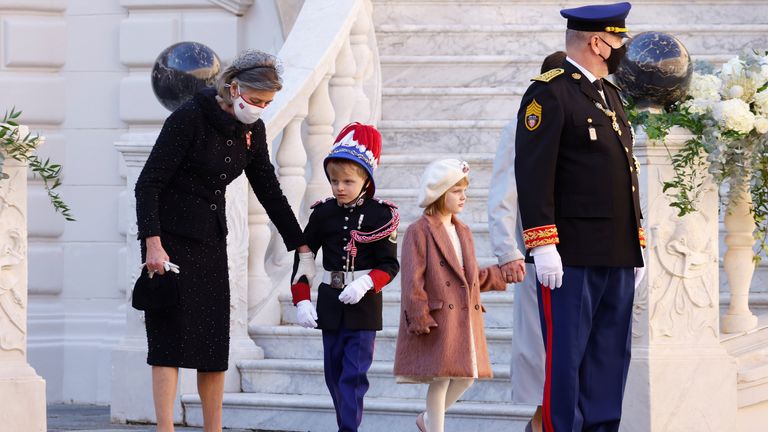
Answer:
[{"left": 425, "top": 378, "right": 475, "bottom": 432}]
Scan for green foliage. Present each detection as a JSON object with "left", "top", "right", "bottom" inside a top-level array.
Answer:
[{"left": 0, "top": 108, "right": 74, "bottom": 221}]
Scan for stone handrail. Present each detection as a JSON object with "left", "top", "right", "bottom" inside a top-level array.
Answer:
[{"left": 246, "top": 0, "right": 381, "bottom": 325}]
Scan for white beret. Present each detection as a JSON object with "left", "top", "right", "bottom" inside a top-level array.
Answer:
[{"left": 417, "top": 159, "right": 470, "bottom": 208}]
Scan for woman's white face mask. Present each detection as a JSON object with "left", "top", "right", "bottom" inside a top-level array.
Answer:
[{"left": 232, "top": 87, "right": 264, "bottom": 124}]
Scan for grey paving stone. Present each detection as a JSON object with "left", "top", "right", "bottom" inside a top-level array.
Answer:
[{"left": 46, "top": 404, "right": 265, "bottom": 432}]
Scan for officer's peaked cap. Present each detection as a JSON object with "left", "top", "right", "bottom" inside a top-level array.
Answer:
[{"left": 560, "top": 2, "right": 631, "bottom": 35}]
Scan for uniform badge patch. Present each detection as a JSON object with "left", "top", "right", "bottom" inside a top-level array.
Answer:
[
  {"left": 525, "top": 99, "right": 542, "bottom": 131},
  {"left": 572, "top": 72, "right": 582, "bottom": 80}
]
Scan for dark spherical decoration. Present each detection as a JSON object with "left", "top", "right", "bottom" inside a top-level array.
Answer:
[
  {"left": 151, "top": 42, "right": 221, "bottom": 112},
  {"left": 614, "top": 31, "right": 693, "bottom": 109}
]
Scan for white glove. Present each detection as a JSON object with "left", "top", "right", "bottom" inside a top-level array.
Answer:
[
  {"left": 634, "top": 248, "right": 646, "bottom": 289},
  {"left": 142, "top": 261, "right": 180, "bottom": 279},
  {"left": 296, "top": 300, "right": 318, "bottom": 328},
  {"left": 338, "top": 275, "right": 374, "bottom": 305},
  {"left": 293, "top": 252, "right": 317, "bottom": 284},
  {"left": 531, "top": 244, "right": 563, "bottom": 290}
]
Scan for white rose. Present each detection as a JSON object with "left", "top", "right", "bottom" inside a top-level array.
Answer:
[
  {"left": 755, "top": 117, "right": 768, "bottom": 134},
  {"left": 688, "top": 73, "right": 722, "bottom": 101},
  {"left": 722, "top": 57, "right": 745, "bottom": 78},
  {"left": 712, "top": 98, "right": 756, "bottom": 134},
  {"left": 755, "top": 90, "right": 768, "bottom": 115}
]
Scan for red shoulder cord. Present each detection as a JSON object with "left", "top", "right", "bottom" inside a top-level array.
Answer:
[{"left": 343, "top": 207, "right": 400, "bottom": 279}]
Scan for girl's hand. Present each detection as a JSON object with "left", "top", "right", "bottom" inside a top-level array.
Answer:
[
  {"left": 145, "top": 236, "right": 171, "bottom": 275},
  {"left": 500, "top": 259, "right": 526, "bottom": 283}
]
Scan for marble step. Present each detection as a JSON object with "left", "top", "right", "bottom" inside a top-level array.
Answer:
[
  {"left": 381, "top": 55, "right": 544, "bottom": 88},
  {"left": 375, "top": 152, "right": 495, "bottom": 189},
  {"left": 721, "top": 314, "right": 768, "bottom": 408},
  {"left": 238, "top": 358, "right": 513, "bottom": 402},
  {"left": 375, "top": 23, "right": 768, "bottom": 57},
  {"left": 379, "top": 120, "right": 508, "bottom": 154},
  {"left": 182, "top": 392, "right": 533, "bottom": 431},
  {"left": 373, "top": 1, "right": 768, "bottom": 27},
  {"left": 382, "top": 86, "right": 524, "bottom": 121},
  {"left": 248, "top": 325, "right": 513, "bottom": 364},
  {"left": 377, "top": 187, "right": 493, "bottom": 227},
  {"left": 280, "top": 289, "right": 515, "bottom": 329}
]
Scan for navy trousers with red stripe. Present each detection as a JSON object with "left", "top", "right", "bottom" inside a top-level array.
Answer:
[{"left": 537, "top": 266, "right": 634, "bottom": 432}]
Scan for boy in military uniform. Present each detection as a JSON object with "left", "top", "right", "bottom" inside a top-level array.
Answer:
[
  {"left": 514, "top": 2, "right": 645, "bottom": 432},
  {"left": 290, "top": 123, "right": 400, "bottom": 432}
]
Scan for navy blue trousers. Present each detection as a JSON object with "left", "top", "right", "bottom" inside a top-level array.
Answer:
[
  {"left": 537, "top": 266, "right": 634, "bottom": 432},
  {"left": 322, "top": 326, "right": 376, "bottom": 432}
]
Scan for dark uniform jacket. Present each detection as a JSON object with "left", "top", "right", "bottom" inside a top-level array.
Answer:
[
  {"left": 135, "top": 88, "right": 304, "bottom": 250},
  {"left": 514, "top": 60, "right": 644, "bottom": 267},
  {"left": 295, "top": 197, "right": 400, "bottom": 331}
]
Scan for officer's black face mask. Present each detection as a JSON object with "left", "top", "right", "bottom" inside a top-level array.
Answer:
[{"left": 596, "top": 37, "right": 627, "bottom": 75}]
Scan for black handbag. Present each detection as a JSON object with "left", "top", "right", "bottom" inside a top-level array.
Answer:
[{"left": 131, "top": 266, "right": 180, "bottom": 311}]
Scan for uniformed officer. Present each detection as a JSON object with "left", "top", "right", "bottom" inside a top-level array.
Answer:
[
  {"left": 289, "top": 123, "right": 400, "bottom": 432},
  {"left": 514, "top": 3, "right": 646, "bottom": 431}
]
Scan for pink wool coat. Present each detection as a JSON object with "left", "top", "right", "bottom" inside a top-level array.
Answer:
[{"left": 393, "top": 214, "right": 506, "bottom": 380}]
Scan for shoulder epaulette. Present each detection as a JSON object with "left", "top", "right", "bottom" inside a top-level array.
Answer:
[
  {"left": 375, "top": 198, "right": 398, "bottom": 209},
  {"left": 532, "top": 68, "right": 565, "bottom": 83},
  {"left": 310, "top": 197, "right": 334, "bottom": 209}
]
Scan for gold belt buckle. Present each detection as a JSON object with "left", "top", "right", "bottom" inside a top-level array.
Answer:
[{"left": 330, "top": 271, "right": 345, "bottom": 289}]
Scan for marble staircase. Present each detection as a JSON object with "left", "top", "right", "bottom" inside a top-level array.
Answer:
[{"left": 182, "top": 1, "right": 768, "bottom": 430}]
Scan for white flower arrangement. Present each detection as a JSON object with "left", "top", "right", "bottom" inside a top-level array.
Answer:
[{"left": 631, "top": 50, "right": 768, "bottom": 257}]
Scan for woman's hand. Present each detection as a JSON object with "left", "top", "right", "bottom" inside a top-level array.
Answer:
[
  {"left": 500, "top": 259, "right": 526, "bottom": 283},
  {"left": 145, "top": 236, "right": 170, "bottom": 275}
]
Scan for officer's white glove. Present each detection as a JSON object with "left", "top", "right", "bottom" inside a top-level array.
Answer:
[
  {"left": 531, "top": 244, "right": 563, "bottom": 290},
  {"left": 293, "top": 252, "right": 316, "bottom": 285},
  {"left": 634, "top": 248, "right": 646, "bottom": 289},
  {"left": 296, "top": 300, "right": 318, "bottom": 328},
  {"left": 338, "top": 275, "right": 374, "bottom": 305}
]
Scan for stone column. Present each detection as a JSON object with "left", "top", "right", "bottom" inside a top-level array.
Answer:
[
  {"left": 0, "top": 151, "right": 46, "bottom": 431},
  {"left": 622, "top": 126, "right": 737, "bottom": 431}
]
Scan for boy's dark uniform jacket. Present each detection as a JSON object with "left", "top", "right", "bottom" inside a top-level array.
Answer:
[
  {"left": 292, "top": 197, "right": 400, "bottom": 331},
  {"left": 514, "top": 60, "right": 644, "bottom": 267}
]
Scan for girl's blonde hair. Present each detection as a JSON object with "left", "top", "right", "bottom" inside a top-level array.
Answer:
[
  {"left": 424, "top": 176, "right": 469, "bottom": 216},
  {"left": 325, "top": 159, "right": 369, "bottom": 181}
]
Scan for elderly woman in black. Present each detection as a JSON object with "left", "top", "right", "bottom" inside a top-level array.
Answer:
[{"left": 135, "top": 49, "right": 315, "bottom": 432}]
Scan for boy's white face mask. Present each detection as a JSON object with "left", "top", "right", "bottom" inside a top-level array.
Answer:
[{"left": 232, "top": 87, "right": 264, "bottom": 124}]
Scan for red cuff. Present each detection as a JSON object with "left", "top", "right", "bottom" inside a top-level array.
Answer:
[
  {"left": 523, "top": 224, "right": 560, "bottom": 249},
  {"left": 291, "top": 282, "right": 310, "bottom": 305},
  {"left": 368, "top": 269, "right": 391, "bottom": 293}
]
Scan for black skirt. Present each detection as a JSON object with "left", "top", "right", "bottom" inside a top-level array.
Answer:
[{"left": 142, "top": 232, "right": 230, "bottom": 372}]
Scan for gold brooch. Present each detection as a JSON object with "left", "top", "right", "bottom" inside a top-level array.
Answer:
[{"left": 572, "top": 73, "right": 582, "bottom": 80}]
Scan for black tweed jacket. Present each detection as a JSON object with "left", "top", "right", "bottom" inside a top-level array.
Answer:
[{"left": 135, "top": 88, "right": 304, "bottom": 250}]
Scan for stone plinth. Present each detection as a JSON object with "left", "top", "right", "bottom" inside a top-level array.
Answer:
[
  {"left": 0, "top": 155, "right": 46, "bottom": 431},
  {"left": 622, "top": 126, "right": 737, "bottom": 431}
]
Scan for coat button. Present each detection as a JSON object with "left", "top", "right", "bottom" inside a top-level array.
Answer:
[
  {"left": 210, "top": 204, "right": 217, "bottom": 211},
  {"left": 214, "top": 190, "right": 222, "bottom": 196},
  {"left": 624, "top": 146, "right": 629, "bottom": 153},
  {"left": 632, "top": 186, "right": 636, "bottom": 192},
  {"left": 474, "top": 304, "right": 480, "bottom": 310},
  {"left": 448, "top": 304, "right": 454, "bottom": 310},
  {"left": 226, "top": 140, "right": 233, "bottom": 146},
  {"left": 220, "top": 173, "right": 227, "bottom": 180},
  {"left": 224, "top": 157, "right": 231, "bottom": 163},
  {"left": 445, "top": 281, "right": 451, "bottom": 286}
]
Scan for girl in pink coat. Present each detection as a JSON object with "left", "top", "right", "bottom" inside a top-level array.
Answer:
[{"left": 394, "top": 159, "right": 508, "bottom": 432}]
